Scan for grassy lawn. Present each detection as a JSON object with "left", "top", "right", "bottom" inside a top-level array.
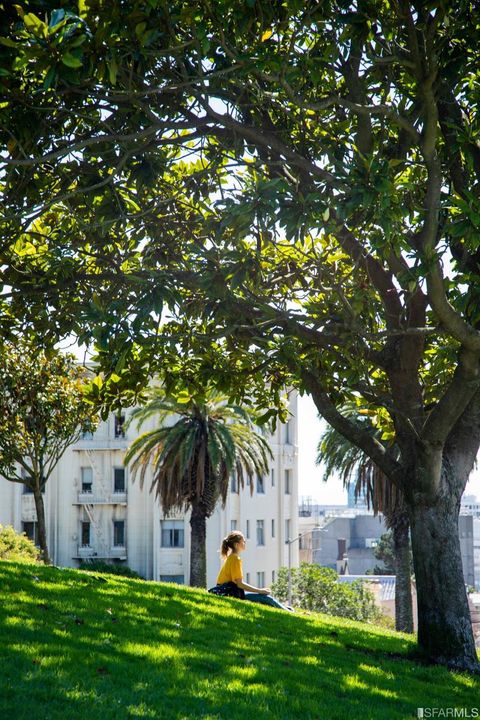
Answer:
[{"left": 0, "top": 561, "right": 478, "bottom": 720}]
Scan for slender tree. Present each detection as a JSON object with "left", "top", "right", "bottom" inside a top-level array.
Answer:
[
  {"left": 0, "top": 340, "right": 98, "bottom": 563},
  {"left": 124, "top": 388, "right": 272, "bottom": 587},
  {"left": 317, "top": 411, "right": 414, "bottom": 633}
]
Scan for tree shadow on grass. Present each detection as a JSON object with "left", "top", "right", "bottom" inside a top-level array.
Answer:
[{"left": 0, "top": 562, "right": 478, "bottom": 720}]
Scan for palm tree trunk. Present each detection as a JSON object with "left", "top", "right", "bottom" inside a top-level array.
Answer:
[{"left": 189, "top": 499, "right": 207, "bottom": 587}]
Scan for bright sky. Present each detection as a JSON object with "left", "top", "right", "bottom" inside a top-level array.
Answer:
[{"left": 297, "top": 394, "right": 480, "bottom": 505}]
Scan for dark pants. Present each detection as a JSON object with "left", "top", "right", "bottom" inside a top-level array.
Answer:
[{"left": 244, "top": 592, "right": 291, "bottom": 610}]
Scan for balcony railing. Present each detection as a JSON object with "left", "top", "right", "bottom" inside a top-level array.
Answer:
[
  {"left": 76, "top": 491, "right": 127, "bottom": 505},
  {"left": 75, "top": 545, "right": 127, "bottom": 559}
]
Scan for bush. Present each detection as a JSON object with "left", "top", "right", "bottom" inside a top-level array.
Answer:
[
  {"left": 271, "top": 562, "right": 381, "bottom": 623},
  {"left": 79, "top": 560, "right": 143, "bottom": 579},
  {"left": 0, "top": 525, "right": 40, "bottom": 563}
]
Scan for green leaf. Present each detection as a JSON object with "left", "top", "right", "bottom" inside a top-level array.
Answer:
[
  {"left": 0, "top": 37, "right": 18, "bottom": 48},
  {"left": 49, "top": 9, "right": 66, "bottom": 28},
  {"left": 23, "top": 13, "right": 47, "bottom": 37},
  {"left": 43, "top": 66, "right": 56, "bottom": 90},
  {"left": 61, "top": 52, "right": 83, "bottom": 69},
  {"left": 176, "top": 390, "right": 192, "bottom": 404},
  {"left": 108, "top": 58, "right": 118, "bottom": 85}
]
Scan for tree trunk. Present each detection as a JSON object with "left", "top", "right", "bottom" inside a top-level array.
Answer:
[
  {"left": 408, "top": 491, "right": 479, "bottom": 672},
  {"left": 32, "top": 484, "right": 50, "bottom": 564},
  {"left": 392, "top": 513, "right": 413, "bottom": 633},
  {"left": 189, "top": 499, "right": 207, "bottom": 587}
]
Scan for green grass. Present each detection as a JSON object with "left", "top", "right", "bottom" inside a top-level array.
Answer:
[{"left": 0, "top": 561, "right": 478, "bottom": 720}]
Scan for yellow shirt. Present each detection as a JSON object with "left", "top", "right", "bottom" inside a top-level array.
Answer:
[{"left": 217, "top": 553, "right": 243, "bottom": 584}]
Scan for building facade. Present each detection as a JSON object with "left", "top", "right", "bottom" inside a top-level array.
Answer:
[
  {"left": 0, "top": 394, "right": 299, "bottom": 587},
  {"left": 308, "top": 513, "right": 475, "bottom": 586}
]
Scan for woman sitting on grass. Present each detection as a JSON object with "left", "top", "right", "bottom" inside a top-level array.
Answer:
[{"left": 209, "top": 531, "right": 291, "bottom": 610}]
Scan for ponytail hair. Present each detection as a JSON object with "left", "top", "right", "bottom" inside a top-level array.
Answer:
[{"left": 220, "top": 531, "right": 245, "bottom": 558}]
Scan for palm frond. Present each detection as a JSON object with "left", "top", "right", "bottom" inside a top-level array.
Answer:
[
  {"left": 124, "top": 387, "right": 273, "bottom": 517},
  {"left": 316, "top": 404, "right": 405, "bottom": 523}
]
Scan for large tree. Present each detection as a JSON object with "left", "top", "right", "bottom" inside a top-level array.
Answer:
[
  {"left": 0, "top": 340, "right": 98, "bottom": 563},
  {"left": 2, "top": 1, "right": 480, "bottom": 670},
  {"left": 124, "top": 388, "right": 272, "bottom": 587}
]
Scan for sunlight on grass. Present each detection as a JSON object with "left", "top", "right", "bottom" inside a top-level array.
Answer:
[{"left": 1, "top": 560, "right": 479, "bottom": 720}]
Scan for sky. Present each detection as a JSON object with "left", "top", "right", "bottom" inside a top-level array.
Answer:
[{"left": 297, "top": 393, "right": 480, "bottom": 506}]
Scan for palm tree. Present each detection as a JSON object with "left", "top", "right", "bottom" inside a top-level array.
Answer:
[
  {"left": 124, "top": 388, "right": 272, "bottom": 587},
  {"left": 317, "top": 406, "right": 414, "bottom": 633}
]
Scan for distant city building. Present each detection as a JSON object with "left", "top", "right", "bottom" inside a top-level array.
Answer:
[
  {"left": 0, "top": 393, "right": 299, "bottom": 588},
  {"left": 460, "top": 494, "right": 480, "bottom": 591},
  {"left": 347, "top": 482, "right": 369, "bottom": 509},
  {"left": 474, "top": 521, "right": 480, "bottom": 591},
  {"left": 305, "top": 513, "right": 475, "bottom": 587}
]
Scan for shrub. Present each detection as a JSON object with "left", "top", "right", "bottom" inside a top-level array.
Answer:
[
  {"left": 79, "top": 560, "right": 143, "bottom": 579},
  {"left": 272, "top": 562, "right": 381, "bottom": 623},
  {"left": 0, "top": 525, "right": 40, "bottom": 563}
]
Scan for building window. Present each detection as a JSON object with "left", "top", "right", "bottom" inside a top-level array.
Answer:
[
  {"left": 20, "top": 467, "right": 31, "bottom": 493},
  {"left": 271, "top": 519, "right": 275, "bottom": 538},
  {"left": 246, "top": 573, "right": 250, "bottom": 584},
  {"left": 231, "top": 519, "right": 237, "bottom": 531},
  {"left": 285, "top": 469, "right": 291, "bottom": 495},
  {"left": 257, "top": 520, "right": 265, "bottom": 546},
  {"left": 161, "top": 520, "right": 184, "bottom": 548},
  {"left": 246, "top": 519, "right": 250, "bottom": 539},
  {"left": 285, "top": 519, "right": 291, "bottom": 542},
  {"left": 272, "top": 570, "right": 275, "bottom": 583},
  {"left": 160, "top": 575, "right": 184, "bottom": 584},
  {"left": 113, "top": 521, "right": 125, "bottom": 547},
  {"left": 230, "top": 473, "right": 238, "bottom": 493},
  {"left": 81, "top": 521, "right": 91, "bottom": 547},
  {"left": 82, "top": 430, "right": 94, "bottom": 440},
  {"left": 81, "top": 466, "right": 93, "bottom": 494},
  {"left": 114, "top": 467, "right": 125, "bottom": 493},
  {"left": 271, "top": 468, "right": 275, "bottom": 487},
  {"left": 257, "top": 571, "right": 265, "bottom": 587},
  {"left": 284, "top": 420, "right": 292, "bottom": 444},
  {"left": 22, "top": 521, "right": 39, "bottom": 546},
  {"left": 114, "top": 414, "right": 126, "bottom": 439},
  {"left": 256, "top": 475, "right": 265, "bottom": 494}
]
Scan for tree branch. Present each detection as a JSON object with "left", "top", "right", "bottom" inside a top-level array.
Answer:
[
  {"left": 300, "top": 368, "right": 402, "bottom": 482},
  {"left": 427, "top": 260, "right": 480, "bottom": 352},
  {"left": 333, "top": 219, "right": 404, "bottom": 330},
  {"left": 195, "top": 99, "right": 347, "bottom": 190},
  {"left": 421, "top": 348, "right": 480, "bottom": 446}
]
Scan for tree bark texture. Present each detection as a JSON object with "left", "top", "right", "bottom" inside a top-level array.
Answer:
[
  {"left": 32, "top": 485, "right": 50, "bottom": 565},
  {"left": 189, "top": 499, "right": 207, "bottom": 588},
  {"left": 391, "top": 512, "right": 414, "bottom": 634},
  {"left": 408, "top": 486, "right": 479, "bottom": 672}
]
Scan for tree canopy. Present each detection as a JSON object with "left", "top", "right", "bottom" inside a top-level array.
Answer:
[
  {"left": 0, "top": 339, "right": 99, "bottom": 561},
  {"left": 1, "top": 0, "right": 479, "bottom": 433}
]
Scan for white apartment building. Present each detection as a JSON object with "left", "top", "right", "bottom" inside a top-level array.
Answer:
[
  {"left": 0, "top": 393, "right": 299, "bottom": 587},
  {"left": 474, "top": 519, "right": 480, "bottom": 591}
]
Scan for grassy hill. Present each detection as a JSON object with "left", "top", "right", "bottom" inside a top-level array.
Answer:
[{"left": 0, "top": 561, "right": 478, "bottom": 720}]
